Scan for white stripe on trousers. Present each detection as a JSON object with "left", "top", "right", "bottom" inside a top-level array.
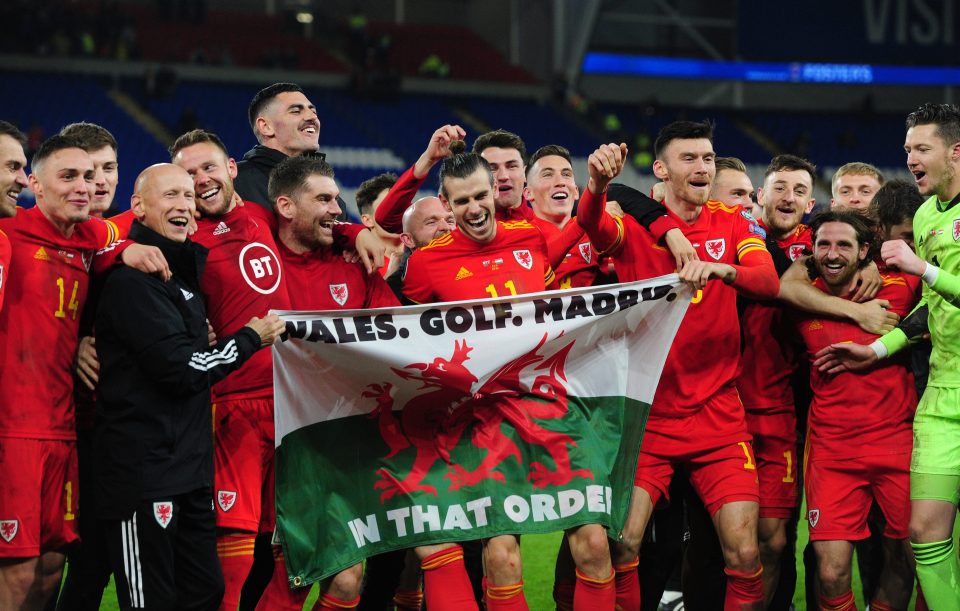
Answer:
[{"left": 121, "top": 513, "right": 145, "bottom": 608}]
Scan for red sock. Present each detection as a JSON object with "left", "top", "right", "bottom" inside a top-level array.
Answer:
[
  {"left": 420, "top": 546, "right": 479, "bottom": 611},
  {"left": 575, "top": 568, "right": 616, "bottom": 609},
  {"left": 915, "top": 583, "right": 928, "bottom": 611},
  {"left": 392, "top": 590, "right": 423, "bottom": 611},
  {"left": 868, "top": 601, "right": 894, "bottom": 611},
  {"left": 253, "top": 546, "right": 311, "bottom": 610},
  {"left": 314, "top": 592, "right": 360, "bottom": 610},
  {"left": 553, "top": 578, "right": 575, "bottom": 611},
  {"left": 216, "top": 534, "right": 255, "bottom": 611},
  {"left": 818, "top": 589, "right": 857, "bottom": 611},
  {"left": 724, "top": 566, "right": 763, "bottom": 610},
  {"left": 486, "top": 581, "right": 528, "bottom": 611},
  {"left": 613, "top": 558, "right": 640, "bottom": 611}
]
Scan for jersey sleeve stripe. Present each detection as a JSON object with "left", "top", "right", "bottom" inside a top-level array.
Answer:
[
  {"left": 544, "top": 266, "right": 556, "bottom": 286},
  {"left": 104, "top": 218, "right": 119, "bottom": 247},
  {"left": 597, "top": 215, "right": 625, "bottom": 257},
  {"left": 736, "top": 237, "right": 766, "bottom": 258}
]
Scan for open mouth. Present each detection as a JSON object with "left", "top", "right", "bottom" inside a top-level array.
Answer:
[
  {"left": 912, "top": 170, "right": 926, "bottom": 184},
  {"left": 199, "top": 186, "right": 221, "bottom": 200},
  {"left": 551, "top": 191, "right": 569, "bottom": 201},
  {"left": 301, "top": 123, "right": 318, "bottom": 135},
  {"left": 821, "top": 260, "right": 845, "bottom": 275},
  {"left": 465, "top": 211, "right": 489, "bottom": 232},
  {"left": 169, "top": 216, "right": 189, "bottom": 228},
  {"left": 689, "top": 180, "right": 710, "bottom": 189}
]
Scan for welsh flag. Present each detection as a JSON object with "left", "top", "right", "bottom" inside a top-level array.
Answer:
[{"left": 273, "top": 276, "right": 689, "bottom": 586}]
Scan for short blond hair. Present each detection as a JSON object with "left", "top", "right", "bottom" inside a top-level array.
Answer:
[{"left": 831, "top": 162, "right": 884, "bottom": 197}]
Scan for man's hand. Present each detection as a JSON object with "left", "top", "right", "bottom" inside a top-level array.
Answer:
[
  {"left": 207, "top": 321, "right": 217, "bottom": 347},
  {"left": 355, "top": 229, "right": 386, "bottom": 274},
  {"left": 121, "top": 244, "right": 172, "bottom": 282},
  {"left": 650, "top": 182, "right": 666, "bottom": 203},
  {"left": 245, "top": 314, "right": 287, "bottom": 348},
  {"left": 414, "top": 125, "right": 467, "bottom": 178},
  {"left": 882, "top": 239, "right": 927, "bottom": 276},
  {"left": 813, "top": 342, "right": 878, "bottom": 374},
  {"left": 850, "top": 299, "right": 900, "bottom": 335},
  {"left": 850, "top": 260, "right": 882, "bottom": 302},
  {"left": 586, "top": 143, "right": 628, "bottom": 194},
  {"left": 664, "top": 228, "right": 699, "bottom": 271},
  {"left": 75, "top": 336, "right": 99, "bottom": 391},
  {"left": 678, "top": 260, "right": 736, "bottom": 290},
  {"left": 605, "top": 200, "right": 625, "bottom": 218}
]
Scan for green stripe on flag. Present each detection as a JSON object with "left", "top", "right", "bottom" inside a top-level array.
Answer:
[{"left": 277, "top": 396, "right": 648, "bottom": 585}]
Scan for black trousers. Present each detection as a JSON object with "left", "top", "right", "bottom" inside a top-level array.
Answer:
[{"left": 103, "top": 487, "right": 223, "bottom": 611}]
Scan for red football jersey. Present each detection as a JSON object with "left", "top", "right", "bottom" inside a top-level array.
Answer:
[
  {"left": 496, "top": 202, "right": 536, "bottom": 223},
  {"left": 796, "top": 273, "right": 920, "bottom": 459},
  {"left": 0, "top": 229, "right": 9, "bottom": 314},
  {"left": 0, "top": 207, "right": 118, "bottom": 439},
  {"left": 108, "top": 209, "right": 137, "bottom": 238},
  {"left": 578, "top": 189, "right": 775, "bottom": 416},
  {"left": 191, "top": 204, "right": 291, "bottom": 399},
  {"left": 279, "top": 240, "right": 399, "bottom": 310},
  {"left": 530, "top": 217, "right": 600, "bottom": 289},
  {"left": 403, "top": 221, "right": 555, "bottom": 303},
  {"left": 738, "top": 223, "right": 812, "bottom": 412}
]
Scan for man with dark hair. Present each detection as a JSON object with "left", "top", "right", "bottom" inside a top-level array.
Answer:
[
  {"left": 577, "top": 123, "right": 780, "bottom": 609},
  {"left": 234, "top": 83, "right": 324, "bottom": 211},
  {"left": 472, "top": 128, "right": 533, "bottom": 221},
  {"left": 95, "top": 163, "right": 285, "bottom": 611},
  {"left": 59, "top": 122, "right": 119, "bottom": 219},
  {"left": 524, "top": 144, "right": 604, "bottom": 289},
  {"left": 0, "top": 120, "right": 28, "bottom": 314},
  {"left": 873, "top": 179, "right": 924, "bottom": 251},
  {"left": 816, "top": 103, "right": 960, "bottom": 607},
  {"left": 355, "top": 172, "right": 402, "bottom": 277},
  {"left": 0, "top": 134, "right": 164, "bottom": 610},
  {"left": 728, "top": 153, "right": 817, "bottom": 606},
  {"left": 269, "top": 155, "right": 398, "bottom": 609},
  {"left": 795, "top": 210, "right": 918, "bottom": 611},
  {"left": 403, "top": 152, "right": 618, "bottom": 609}
]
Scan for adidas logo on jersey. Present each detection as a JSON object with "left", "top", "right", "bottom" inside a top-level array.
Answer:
[
  {"left": 213, "top": 221, "right": 230, "bottom": 236},
  {"left": 807, "top": 320, "right": 823, "bottom": 331},
  {"left": 455, "top": 266, "right": 473, "bottom": 280},
  {"left": 180, "top": 288, "right": 194, "bottom": 301},
  {"left": 34, "top": 247, "right": 50, "bottom": 261}
]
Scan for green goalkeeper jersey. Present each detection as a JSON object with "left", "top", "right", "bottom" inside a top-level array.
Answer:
[{"left": 880, "top": 194, "right": 960, "bottom": 387}]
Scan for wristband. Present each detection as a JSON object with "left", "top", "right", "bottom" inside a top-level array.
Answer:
[
  {"left": 868, "top": 339, "right": 888, "bottom": 359},
  {"left": 922, "top": 262, "right": 939, "bottom": 285}
]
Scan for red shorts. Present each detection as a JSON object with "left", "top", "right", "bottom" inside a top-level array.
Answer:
[
  {"left": 805, "top": 450, "right": 911, "bottom": 541},
  {"left": 213, "top": 396, "right": 275, "bottom": 533},
  {"left": 636, "top": 388, "right": 758, "bottom": 516},
  {"left": 0, "top": 438, "right": 79, "bottom": 557},
  {"left": 745, "top": 408, "right": 798, "bottom": 519}
]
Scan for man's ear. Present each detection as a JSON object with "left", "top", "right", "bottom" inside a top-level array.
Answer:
[
  {"left": 805, "top": 198, "right": 816, "bottom": 214},
  {"left": 400, "top": 233, "right": 416, "bottom": 249},
  {"left": 131, "top": 194, "right": 145, "bottom": 219},
  {"left": 275, "top": 195, "right": 295, "bottom": 220},
  {"left": 256, "top": 116, "right": 273, "bottom": 140},
  {"left": 652, "top": 159, "right": 668, "bottom": 181}
]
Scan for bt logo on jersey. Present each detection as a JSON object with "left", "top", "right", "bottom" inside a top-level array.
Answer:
[{"left": 238, "top": 242, "right": 283, "bottom": 295}]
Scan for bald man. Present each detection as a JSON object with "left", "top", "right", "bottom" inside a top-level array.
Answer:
[
  {"left": 383, "top": 196, "right": 456, "bottom": 299},
  {"left": 93, "top": 164, "right": 284, "bottom": 611}
]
